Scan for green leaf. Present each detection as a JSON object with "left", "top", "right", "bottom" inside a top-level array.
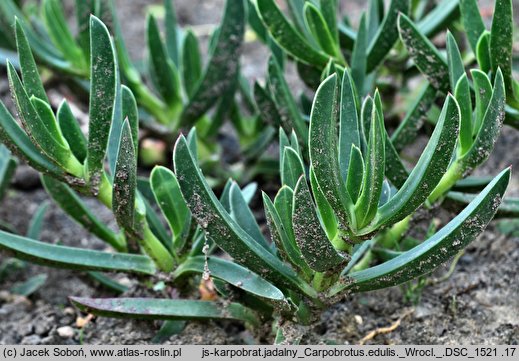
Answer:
[
  {"left": 366, "top": 0, "right": 409, "bottom": 72},
  {"left": 365, "top": 95, "right": 460, "bottom": 233},
  {"left": 180, "top": 0, "right": 245, "bottom": 125},
  {"left": 460, "top": 0, "right": 486, "bottom": 53},
  {"left": 476, "top": 31, "right": 491, "bottom": 73},
  {"left": 254, "top": 82, "right": 282, "bottom": 127},
  {"left": 42, "top": 175, "right": 125, "bottom": 251},
  {"left": 173, "top": 256, "right": 285, "bottom": 301},
  {"left": 15, "top": 19, "right": 47, "bottom": 102},
  {"left": 309, "top": 74, "right": 353, "bottom": 229},
  {"left": 87, "top": 271, "right": 128, "bottom": 294},
  {"left": 87, "top": 16, "right": 117, "bottom": 187},
  {"left": 26, "top": 201, "right": 49, "bottom": 240},
  {"left": 391, "top": 84, "right": 437, "bottom": 152},
  {"left": 75, "top": 0, "right": 95, "bottom": 60},
  {"left": 42, "top": 0, "right": 85, "bottom": 69},
  {"left": 147, "top": 14, "right": 181, "bottom": 106},
  {"left": 229, "top": 182, "right": 270, "bottom": 252},
  {"left": 471, "top": 69, "right": 493, "bottom": 135},
  {"left": 11, "top": 274, "right": 47, "bottom": 296},
  {"left": 150, "top": 166, "right": 190, "bottom": 250},
  {"left": 319, "top": 0, "right": 338, "bottom": 45},
  {"left": 490, "top": 0, "right": 514, "bottom": 99},
  {"left": 268, "top": 57, "right": 308, "bottom": 149},
  {"left": 446, "top": 192, "right": 519, "bottom": 218},
  {"left": 293, "top": 175, "right": 345, "bottom": 272},
  {"left": 7, "top": 63, "right": 74, "bottom": 172},
  {"left": 281, "top": 147, "right": 305, "bottom": 190},
  {"left": 273, "top": 186, "right": 295, "bottom": 244},
  {"left": 182, "top": 30, "right": 202, "bottom": 99},
  {"left": 454, "top": 75, "right": 473, "bottom": 154},
  {"left": 351, "top": 14, "right": 367, "bottom": 95},
  {"left": 338, "top": 70, "right": 360, "bottom": 181},
  {"left": 398, "top": 14, "right": 449, "bottom": 92},
  {"left": 255, "top": 0, "right": 329, "bottom": 67},
  {"left": 0, "top": 230, "right": 156, "bottom": 274},
  {"left": 446, "top": 32, "right": 465, "bottom": 92},
  {"left": 0, "top": 145, "right": 16, "bottom": 201},
  {"left": 113, "top": 120, "right": 136, "bottom": 233},
  {"left": 151, "top": 321, "right": 186, "bottom": 343},
  {"left": 416, "top": 0, "right": 460, "bottom": 38},
  {"left": 303, "top": 3, "right": 340, "bottom": 58},
  {"left": 384, "top": 129, "right": 409, "bottom": 189},
  {"left": 30, "top": 97, "right": 67, "bottom": 148},
  {"left": 355, "top": 105, "right": 385, "bottom": 230},
  {"left": 0, "top": 101, "right": 66, "bottom": 180},
  {"left": 459, "top": 70, "right": 505, "bottom": 170},
  {"left": 70, "top": 297, "right": 259, "bottom": 326},
  {"left": 346, "top": 145, "right": 364, "bottom": 203},
  {"left": 164, "top": 0, "right": 179, "bottom": 66},
  {"left": 310, "top": 166, "right": 338, "bottom": 240},
  {"left": 344, "top": 167, "right": 510, "bottom": 293},
  {"left": 173, "top": 136, "right": 315, "bottom": 298},
  {"left": 57, "top": 100, "right": 87, "bottom": 163}
]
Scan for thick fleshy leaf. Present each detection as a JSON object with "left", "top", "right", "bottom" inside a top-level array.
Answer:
[
  {"left": 459, "top": 70, "right": 505, "bottom": 170},
  {"left": 0, "top": 230, "right": 155, "bottom": 274},
  {"left": 303, "top": 3, "right": 339, "bottom": 58},
  {"left": 7, "top": 63, "right": 71, "bottom": 168},
  {"left": 57, "top": 100, "right": 87, "bottom": 163},
  {"left": 42, "top": 0, "right": 85, "bottom": 69},
  {"left": 319, "top": 0, "right": 338, "bottom": 45},
  {"left": 264, "top": 191, "right": 311, "bottom": 277},
  {"left": 343, "top": 167, "right": 510, "bottom": 293},
  {"left": 476, "top": 31, "right": 492, "bottom": 73},
  {"left": 366, "top": 0, "right": 409, "bottom": 72},
  {"left": 309, "top": 74, "right": 353, "bottom": 228},
  {"left": 26, "top": 201, "right": 49, "bottom": 240},
  {"left": 310, "top": 167, "right": 338, "bottom": 240},
  {"left": 147, "top": 14, "right": 180, "bottom": 106},
  {"left": 70, "top": 297, "right": 259, "bottom": 326},
  {"left": 173, "top": 256, "right": 285, "bottom": 301},
  {"left": 87, "top": 271, "right": 129, "bottom": 294},
  {"left": 173, "top": 136, "right": 316, "bottom": 298},
  {"left": 255, "top": 0, "right": 329, "bottom": 67},
  {"left": 460, "top": 0, "right": 486, "bottom": 52},
  {"left": 268, "top": 57, "right": 308, "bottom": 149},
  {"left": 446, "top": 192, "right": 519, "bottom": 218},
  {"left": 293, "top": 175, "right": 345, "bottom": 272},
  {"left": 391, "top": 84, "right": 437, "bottom": 152},
  {"left": 490, "top": 0, "right": 514, "bottom": 99},
  {"left": 351, "top": 14, "right": 367, "bottom": 95},
  {"left": 446, "top": 32, "right": 465, "bottom": 92},
  {"left": 346, "top": 145, "right": 364, "bottom": 203},
  {"left": 42, "top": 175, "right": 125, "bottom": 251},
  {"left": 11, "top": 274, "right": 47, "bottom": 296},
  {"left": 254, "top": 82, "right": 282, "bottom": 127},
  {"left": 182, "top": 30, "right": 202, "bottom": 99},
  {"left": 384, "top": 130, "right": 408, "bottom": 189},
  {"left": 398, "top": 14, "right": 449, "bottom": 92},
  {"left": 355, "top": 106, "right": 385, "bottom": 229},
  {"left": 164, "top": 0, "right": 179, "bottom": 66},
  {"left": 180, "top": 0, "right": 245, "bottom": 125},
  {"left": 416, "top": 0, "right": 460, "bottom": 37},
  {"left": 338, "top": 70, "right": 360, "bottom": 181},
  {"left": 471, "top": 70, "right": 493, "bottom": 134},
  {"left": 150, "top": 166, "right": 190, "bottom": 250},
  {"left": 0, "top": 101, "right": 66, "bottom": 180},
  {"left": 113, "top": 120, "right": 136, "bottom": 235},
  {"left": 364, "top": 95, "right": 460, "bottom": 233},
  {"left": 87, "top": 16, "right": 117, "bottom": 187},
  {"left": 15, "top": 19, "right": 47, "bottom": 102},
  {"left": 281, "top": 147, "right": 305, "bottom": 190},
  {"left": 454, "top": 75, "right": 473, "bottom": 154},
  {"left": 0, "top": 145, "right": 16, "bottom": 200},
  {"left": 229, "top": 182, "right": 270, "bottom": 251}
]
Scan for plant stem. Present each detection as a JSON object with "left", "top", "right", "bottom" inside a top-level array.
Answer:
[
  {"left": 140, "top": 224, "right": 175, "bottom": 272},
  {"left": 428, "top": 160, "right": 463, "bottom": 203}
]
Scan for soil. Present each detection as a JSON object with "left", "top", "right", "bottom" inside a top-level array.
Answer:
[{"left": 0, "top": 0, "right": 518, "bottom": 345}]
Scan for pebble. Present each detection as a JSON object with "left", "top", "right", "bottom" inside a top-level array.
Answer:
[{"left": 57, "top": 326, "right": 75, "bottom": 338}]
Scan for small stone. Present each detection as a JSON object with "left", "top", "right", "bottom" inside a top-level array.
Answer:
[
  {"left": 354, "top": 315, "right": 363, "bottom": 325},
  {"left": 21, "top": 335, "right": 42, "bottom": 345},
  {"left": 63, "top": 307, "right": 75, "bottom": 316},
  {"left": 415, "top": 305, "right": 434, "bottom": 319},
  {"left": 57, "top": 326, "right": 74, "bottom": 338}
]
